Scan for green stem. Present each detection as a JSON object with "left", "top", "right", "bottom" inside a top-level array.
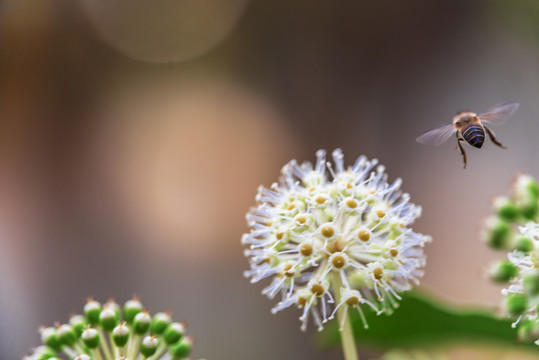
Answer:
[
  {"left": 333, "top": 272, "right": 359, "bottom": 360},
  {"left": 98, "top": 329, "right": 113, "bottom": 360}
]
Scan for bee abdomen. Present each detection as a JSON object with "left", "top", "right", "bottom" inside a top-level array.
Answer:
[{"left": 462, "top": 124, "right": 484, "bottom": 148}]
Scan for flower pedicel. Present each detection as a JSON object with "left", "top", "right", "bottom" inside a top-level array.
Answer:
[
  {"left": 242, "top": 149, "right": 431, "bottom": 332},
  {"left": 25, "top": 298, "right": 199, "bottom": 360}
]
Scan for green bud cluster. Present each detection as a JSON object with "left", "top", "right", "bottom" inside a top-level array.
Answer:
[
  {"left": 484, "top": 175, "right": 539, "bottom": 345},
  {"left": 25, "top": 298, "right": 197, "bottom": 360},
  {"left": 484, "top": 175, "right": 539, "bottom": 251}
]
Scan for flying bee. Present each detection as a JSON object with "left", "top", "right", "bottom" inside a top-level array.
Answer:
[{"left": 416, "top": 102, "right": 519, "bottom": 168}]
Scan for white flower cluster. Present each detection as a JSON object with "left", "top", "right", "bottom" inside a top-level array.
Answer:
[
  {"left": 501, "top": 222, "right": 539, "bottom": 342},
  {"left": 242, "top": 149, "right": 430, "bottom": 331}
]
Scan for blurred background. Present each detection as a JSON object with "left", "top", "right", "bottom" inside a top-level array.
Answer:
[{"left": 2, "top": 0, "right": 539, "bottom": 359}]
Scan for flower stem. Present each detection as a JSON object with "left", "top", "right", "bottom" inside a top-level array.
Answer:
[{"left": 333, "top": 272, "right": 359, "bottom": 360}]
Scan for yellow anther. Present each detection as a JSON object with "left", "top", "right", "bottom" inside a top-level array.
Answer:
[
  {"left": 276, "top": 232, "right": 284, "bottom": 240},
  {"left": 373, "top": 267, "right": 384, "bottom": 280},
  {"left": 283, "top": 264, "right": 295, "bottom": 277},
  {"left": 310, "top": 284, "right": 325, "bottom": 296},
  {"left": 331, "top": 255, "right": 346, "bottom": 269},
  {"left": 297, "top": 296, "right": 307, "bottom": 307},
  {"left": 299, "top": 243, "right": 313, "bottom": 257},
  {"left": 357, "top": 230, "right": 370, "bottom": 242},
  {"left": 345, "top": 199, "right": 358, "bottom": 209},
  {"left": 321, "top": 225, "right": 335, "bottom": 238},
  {"left": 376, "top": 209, "right": 386, "bottom": 218},
  {"left": 389, "top": 248, "right": 398, "bottom": 257},
  {"left": 314, "top": 194, "right": 327, "bottom": 205},
  {"left": 295, "top": 214, "right": 307, "bottom": 225},
  {"left": 287, "top": 203, "right": 296, "bottom": 211},
  {"left": 345, "top": 296, "right": 359, "bottom": 306}
]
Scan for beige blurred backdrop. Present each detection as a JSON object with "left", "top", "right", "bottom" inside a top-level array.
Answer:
[{"left": 2, "top": 1, "right": 539, "bottom": 359}]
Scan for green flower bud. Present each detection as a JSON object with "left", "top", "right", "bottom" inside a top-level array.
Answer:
[
  {"left": 81, "top": 328, "right": 100, "bottom": 349},
  {"left": 515, "top": 236, "right": 534, "bottom": 253},
  {"left": 99, "top": 306, "right": 119, "bottom": 332},
  {"left": 521, "top": 201, "right": 539, "bottom": 220},
  {"left": 112, "top": 322, "right": 129, "bottom": 347},
  {"left": 515, "top": 175, "right": 539, "bottom": 219},
  {"left": 495, "top": 197, "right": 520, "bottom": 222},
  {"left": 527, "top": 179, "right": 539, "bottom": 199},
  {"left": 151, "top": 312, "right": 172, "bottom": 335},
  {"left": 83, "top": 300, "right": 102, "bottom": 326},
  {"left": 123, "top": 299, "right": 143, "bottom": 324},
  {"left": 169, "top": 337, "right": 193, "bottom": 359},
  {"left": 517, "top": 319, "right": 536, "bottom": 343},
  {"left": 40, "top": 327, "right": 61, "bottom": 351},
  {"left": 506, "top": 293, "right": 528, "bottom": 316},
  {"left": 489, "top": 259, "right": 518, "bottom": 283},
  {"left": 104, "top": 299, "right": 121, "bottom": 319},
  {"left": 140, "top": 335, "right": 159, "bottom": 357},
  {"left": 57, "top": 324, "right": 76, "bottom": 347},
  {"left": 528, "top": 181, "right": 539, "bottom": 199},
  {"left": 164, "top": 322, "right": 185, "bottom": 344},
  {"left": 69, "top": 315, "right": 86, "bottom": 338},
  {"left": 523, "top": 270, "right": 539, "bottom": 296},
  {"left": 485, "top": 218, "right": 511, "bottom": 249},
  {"left": 133, "top": 311, "right": 151, "bottom": 335}
]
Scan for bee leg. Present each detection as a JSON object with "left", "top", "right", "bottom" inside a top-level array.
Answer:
[
  {"left": 484, "top": 125, "right": 507, "bottom": 149},
  {"left": 457, "top": 138, "right": 467, "bottom": 169}
]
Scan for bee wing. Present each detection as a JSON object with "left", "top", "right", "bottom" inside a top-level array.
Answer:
[
  {"left": 415, "top": 124, "right": 456, "bottom": 146},
  {"left": 479, "top": 102, "right": 519, "bottom": 125}
]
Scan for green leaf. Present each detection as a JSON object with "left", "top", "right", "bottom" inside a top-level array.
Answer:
[{"left": 317, "top": 290, "right": 539, "bottom": 351}]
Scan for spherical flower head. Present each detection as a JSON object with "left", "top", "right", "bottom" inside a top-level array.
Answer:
[
  {"left": 25, "top": 298, "right": 199, "bottom": 360},
  {"left": 242, "top": 149, "right": 431, "bottom": 331}
]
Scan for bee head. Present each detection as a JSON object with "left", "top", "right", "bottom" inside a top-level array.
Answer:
[{"left": 453, "top": 111, "right": 477, "bottom": 127}]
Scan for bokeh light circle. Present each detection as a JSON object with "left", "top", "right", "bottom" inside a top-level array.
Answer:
[
  {"left": 78, "top": 0, "right": 248, "bottom": 63},
  {"left": 86, "top": 77, "right": 295, "bottom": 261}
]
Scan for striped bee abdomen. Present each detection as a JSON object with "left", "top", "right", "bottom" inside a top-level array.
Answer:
[{"left": 461, "top": 124, "right": 485, "bottom": 148}]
